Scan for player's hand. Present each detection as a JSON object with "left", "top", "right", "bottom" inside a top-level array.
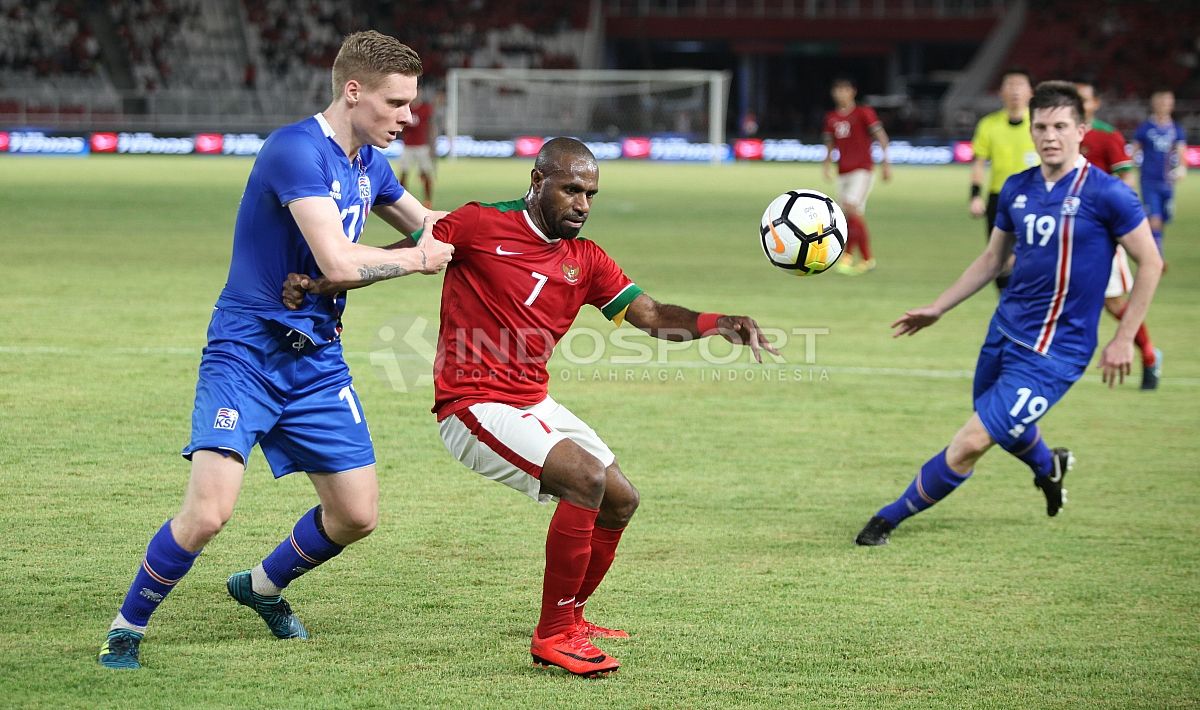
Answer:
[
  {"left": 417, "top": 215, "right": 454, "bottom": 274},
  {"left": 882, "top": 162, "right": 892, "bottom": 182},
  {"left": 1098, "top": 337, "right": 1134, "bottom": 388},
  {"left": 969, "top": 195, "right": 985, "bottom": 218},
  {"left": 282, "top": 273, "right": 314, "bottom": 310},
  {"left": 717, "top": 315, "right": 779, "bottom": 363},
  {"left": 891, "top": 306, "right": 941, "bottom": 337}
]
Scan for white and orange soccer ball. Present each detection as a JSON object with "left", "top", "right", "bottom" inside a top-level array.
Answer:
[{"left": 759, "top": 189, "right": 847, "bottom": 276}]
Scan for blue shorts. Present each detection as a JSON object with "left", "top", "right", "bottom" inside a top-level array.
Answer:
[
  {"left": 1141, "top": 182, "right": 1174, "bottom": 223},
  {"left": 972, "top": 322, "right": 1086, "bottom": 449},
  {"left": 182, "top": 309, "right": 374, "bottom": 477}
]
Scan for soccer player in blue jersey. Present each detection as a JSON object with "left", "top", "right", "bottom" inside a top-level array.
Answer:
[
  {"left": 98, "top": 31, "right": 454, "bottom": 669},
  {"left": 855, "top": 81, "right": 1163, "bottom": 546},
  {"left": 1133, "top": 89, "right": 1188, "bottom": 256}
]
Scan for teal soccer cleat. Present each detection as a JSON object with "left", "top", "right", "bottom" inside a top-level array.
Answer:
[
  {"left": 226, "top": 570, "right": 309, "bottom": 639},
  {"left": 98, "top": 629, "right": 144, "bottom": 669}
]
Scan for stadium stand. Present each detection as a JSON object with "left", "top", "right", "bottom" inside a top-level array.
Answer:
[
  {"left": 0, "top": 0, "right": 1193, "bottom": 137},
  {"left": 1006, "top": 0, "right": 1196, "bottom": 103},
  {"left": 0, "top": 0, "right": 102, "bottom": 81}
]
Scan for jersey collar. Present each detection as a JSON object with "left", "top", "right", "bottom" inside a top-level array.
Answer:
[
  {"left": 521, "top": 210, "right": 559, "bottom": 243},
  {"left": 314, "top": 112, "right": 365, "bottom": 167},
  {"left": 314, "top": 113, "right": 335, "bottom": 138}
]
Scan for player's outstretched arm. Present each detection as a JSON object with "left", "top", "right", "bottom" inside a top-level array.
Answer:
[
  {"left": 969, "top": 157, "right": 987, "bottom": 217},
  {"left": 281, "top": 212, "right": 452, "bottom": 309},
  {"left": 871, "top": 123, "right": 892, "bottom": 182},
  {"left": 623, "top": 293, "right": 779, "bottom": 363},
  {"left": 289, "top": 197, "right": 452, "bottom": 284},
  {"left": 1098, "top": 219, "right": 1163, "bottom": 387},
  {"left": 892, "top": 227, "right": 1014, "bottom": 337},
  {"left": 373, "top": 191, "right": 447, "bottom": 234},
  {"left": 821, "top": 135, "right": 834, "bottom": 182}
]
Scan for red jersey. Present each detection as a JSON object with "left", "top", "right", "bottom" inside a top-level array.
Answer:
[
  {"left": 822, "top": 105, "right": 881, "bottom": 173},
  {"left": 1080, "top": 119, "right": 1133, "bottom": 175},
  {"left": 402, "top": 102, "right": 434, "bottom": 146},
  {"left": 428, "top": 199, "right": 642, "bottom": 419}
]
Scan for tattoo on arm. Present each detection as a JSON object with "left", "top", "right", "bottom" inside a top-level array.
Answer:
[{"left": 356, "top": 263, "right": 410, "bottom": 282}]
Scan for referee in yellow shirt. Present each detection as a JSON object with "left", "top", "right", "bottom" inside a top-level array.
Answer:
[{"left": 969, "top": 68, "right": 1038, "bottom": 290}]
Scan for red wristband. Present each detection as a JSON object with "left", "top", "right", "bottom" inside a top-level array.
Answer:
[{"left": 696, "top": 312, "right": 724, "bottom": 336}]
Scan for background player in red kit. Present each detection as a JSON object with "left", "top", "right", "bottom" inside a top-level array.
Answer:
[
  {"left": 285, "top": 137, "right": 776, "bottom": 677},
  {"left": 822, "top": 76, "right": 891, "bottom": 275},
  {"left": 1076, "top": 80, "right": 1161, "bottom": 389},
  {"left": 396, "top": 94, "right": 436, "bottom": 207}
]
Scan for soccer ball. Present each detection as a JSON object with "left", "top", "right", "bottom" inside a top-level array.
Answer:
[{"left": 759, "top": 189, "right": 847, "bottom": 275}]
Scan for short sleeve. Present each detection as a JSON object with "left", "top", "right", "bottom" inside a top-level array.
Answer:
[
  {"left": 1110, "top": 131, "right": 1134, "bottom": 172},
  {"left": 993, "top": 176, "right": 1018, "bottom": 233},
  {"left": 1175, "top": 123, "right": 1188, "bottom": 146},
  {"left": 1105, "top": 181, "right": 1147, "bottom": 238},
  {"left": 972, "top": 118, "right": 991, "bottom": 160},
  {"left": 821, "top": 112, "right": 834, "bottom": 138},
  {"left": 257, "top": 130, "right": 330, "bottom": 206},
  {"left": 584, "top": 242, "right": 642, "bottom": 324},
  {"left": 427, "top": 202, "right": 479, "bottom": 252},
  {"left": 1133, "top": 123, "right": 1148, "bottom": 144},
  {"left": 861, "top": 106, "right": 881, "bottom": 128}
]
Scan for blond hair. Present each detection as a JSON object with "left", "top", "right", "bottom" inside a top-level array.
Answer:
[{"left": 331, "top": 31, "right": 422, "bottom": 100}]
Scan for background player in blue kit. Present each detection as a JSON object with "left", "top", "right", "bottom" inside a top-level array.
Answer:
[
  {"left": 1133, "top": 89, "right": 1188, "bottom": 257},
  {"left": 855, "top": 81, "right": 1162, "bottom": 546},
  {"left": 98, "top": 31, "right": 455, "bottom": 669}
]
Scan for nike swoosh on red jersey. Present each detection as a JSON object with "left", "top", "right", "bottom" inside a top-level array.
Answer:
[{"left": 495, "top": 245, "right": 523, "bottom": 256}]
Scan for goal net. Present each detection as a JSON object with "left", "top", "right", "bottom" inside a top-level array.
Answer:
[{"left": 446, "top": 68, "right": 730, "bottom": 161}]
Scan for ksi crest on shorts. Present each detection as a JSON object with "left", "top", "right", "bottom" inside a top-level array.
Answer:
[{"left": 213, "top": 407, "right": 239, "bottom": 430}]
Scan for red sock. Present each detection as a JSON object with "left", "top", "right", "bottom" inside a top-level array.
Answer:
[
  {"left": 536, "top": 500, "right": 598, "bottom": 638},
  {"left": 854, "top": 216, "right": 872, "bottom": 261},
  {"left": 421, "top": 175, "right": 434, "bottom": 204},
  {"left": 1135, "top": 323, "right": 1156, "bottom": 365},
  {"left": 844, "top": 217, "right": 861, "bottom": 259},
  {"left": 573, "top": 525, "right": 625, "bottom": 624}
]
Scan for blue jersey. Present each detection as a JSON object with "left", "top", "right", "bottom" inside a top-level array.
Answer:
[
  {"left": 993, "top": 158, "right": 1145, "bottom": 366},
  {"left": 214, "top": 113, "right": 405, "bottom": 343},
  {"left": 1134, "top": 119, "right": 1186, "bottom": 185}
]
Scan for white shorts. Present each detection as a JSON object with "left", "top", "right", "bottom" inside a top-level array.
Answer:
[
  {"left": 837, "top": 169, "right": 874, "bottom": 213},
  {"left": 397, "top": 144, "right": 435, "bottom": 175},
  {"left": 1106, "top": 245, "right": 1133, "bottom": 298},
  {"left": 438, "top": 396, "right": 615, "bottom": 503}
]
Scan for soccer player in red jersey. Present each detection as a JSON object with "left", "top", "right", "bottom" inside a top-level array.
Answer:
[
  {"left": 822, "top": 76, "right": 891, "bottom": 275},
  {"left": 396, "top": 94, "right": 436, "bottom": 207},
  {"left": 1076, "top": 80, "right": 1161, "bottom": 389},
  {"left": 285, "top": 137, "right": 777, "bottom": 677}
]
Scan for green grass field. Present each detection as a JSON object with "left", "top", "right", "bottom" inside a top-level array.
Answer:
[{"left": 1, "top": 156, "right": 1197, "bottom": 708}]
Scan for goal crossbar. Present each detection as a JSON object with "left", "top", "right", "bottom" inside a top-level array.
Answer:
[{"left": 446, "top": 68, "right": 730, "bottom": 163}]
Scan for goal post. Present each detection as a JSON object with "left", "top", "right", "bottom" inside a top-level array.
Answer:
[{"left": 445, "top": 68, "right": 731, "bottom": 163}]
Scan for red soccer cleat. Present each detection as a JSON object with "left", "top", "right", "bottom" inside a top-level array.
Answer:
[
  {"left": 530, "top": 627, "right": 620, "bottom": 677},
  {"left": 577, "top": 618, "right": 630, "bottom": 640}
]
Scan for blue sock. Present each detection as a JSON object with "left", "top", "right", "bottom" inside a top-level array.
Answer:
[
  {"left": 1005, "top": 426, "right": 1054, "bottom": 478},
  {"left": 117, "top": 520, "right": 200, "bottom": 630},
  {"left": 1152, "top": 229, "right": 1164, "bottom": 254},
  {"left": 877, "top": 449, "right": 972, "bottom": 526},
  {"left": 260, "top": 506, "right": 344, "bottom": 590}
]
